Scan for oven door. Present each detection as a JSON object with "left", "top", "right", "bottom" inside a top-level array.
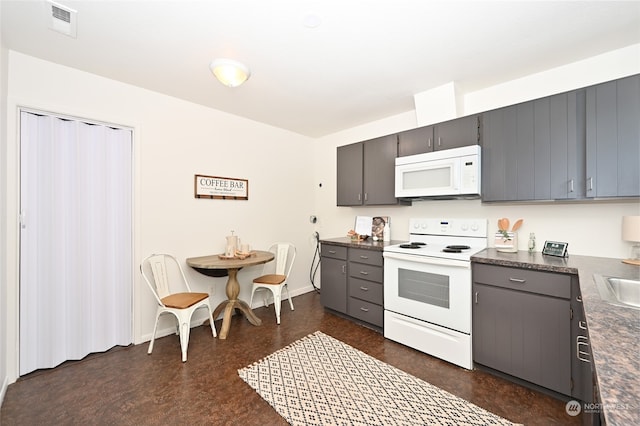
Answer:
[{"left": 383, "top": 251, "right": 471, "bottom": 334}]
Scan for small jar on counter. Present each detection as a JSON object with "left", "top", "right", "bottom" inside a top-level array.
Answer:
[{"left": 528, "top": 232, "right": 536, "bottom": 253}]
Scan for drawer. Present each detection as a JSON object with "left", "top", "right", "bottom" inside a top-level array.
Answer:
[
  {"left": 349, "top": 263, "right": 383, "bottom": 283},
  {"left": 348, "top": 278, "right": 383, "bottom": 305},
  {"left": 348, "top": 248, "right": 383, "bottom": 266},
  {"left": 348, "top": 298, "right": 383, "bottom": 327},
  {"left": 321, "top": 244, "right": 347, "bottom": 260},
  {"left": 472, "top": 263, "right": 571, "bottom": 299}
]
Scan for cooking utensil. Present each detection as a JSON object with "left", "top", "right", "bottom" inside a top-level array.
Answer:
[
  {"left": 503, "top": 218, "right": 510, "bottom": 231},
  {"left": 511, "top": 219, "right": 523, "bottom": 232}
]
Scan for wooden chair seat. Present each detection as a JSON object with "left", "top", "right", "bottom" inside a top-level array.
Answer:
[
  {"left": 252, "top": 274, "right": 286, "bottom": 285},
  {"left": 161, "top": 292, "right": 209, "bottom": 309}
]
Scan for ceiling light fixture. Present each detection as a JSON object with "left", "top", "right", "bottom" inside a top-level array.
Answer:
[{"left": 209, "top": 59, "right": 251, "bottom": 88}]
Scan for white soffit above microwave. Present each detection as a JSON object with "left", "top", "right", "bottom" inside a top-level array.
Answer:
[{"left": 1, "top": 1, "right": 639, "bottom": 138}]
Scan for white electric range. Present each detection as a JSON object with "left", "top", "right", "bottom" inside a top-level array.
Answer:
[{"left": 383, "top": 218, "right": 487, "bottom": 369}]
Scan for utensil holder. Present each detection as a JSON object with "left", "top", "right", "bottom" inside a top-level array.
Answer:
[{"left": 495, "top": 231, "right": 518, "bottom": 253}]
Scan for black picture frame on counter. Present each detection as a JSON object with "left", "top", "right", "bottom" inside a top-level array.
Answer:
[{"left": 542, "top": 241, "right": 569, "bottom": 257}]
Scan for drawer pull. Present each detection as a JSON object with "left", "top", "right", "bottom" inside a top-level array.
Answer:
[
  {"left": 359, "top": 255, "right": 369, "bottom": 259},
  {"left": 577, "top": 335, "right": 591, "bottom": 363},
  {"left": 576, "top": 295, "right": 582, "bottom": 302},
  {"left": 509, "top": 277, "right": 526, "bottom": 283},
  {"left": 360, "top": 307, "right": 369, "bottom": 312},
  {"left": 328, "top": 250, "right": 337, "bottom": 254},
  {"left": 579, "top": 320, "right": 587, "bottom": 330},
  {"left": 359, "top": 271, "right": 369, "bottom": 276},
  {"left": 359, "top": 286, "right": 369, "bottom": 291}
]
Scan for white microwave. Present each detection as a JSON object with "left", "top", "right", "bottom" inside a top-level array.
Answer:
[{"left": 395, "top": 145, "right": 481, "bottom": 199}]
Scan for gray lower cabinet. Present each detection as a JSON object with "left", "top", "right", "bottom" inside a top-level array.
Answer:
[
  {"left": 320, "top": 242, "right": 384, "bottom": 329},
  {"left": 472, "top": 263, "right": 572, "bottom": 396},
  {"left": 586, "top": 74, "right": 640, "bottom": 198},
  {"left": 571, "top": 280, "right": 602, "bottom": 426},
  {"left": 347, "top": 248, "right": 384, "bottom": 328},
  {"left": 320, "top": 244, "right": 347, "bottom": 314},
  {"left": 397, "top": 114, "right": 481, "bottom": 157},
  {"left": 337, "top": 134, "right": 399, "bottom": 206}
]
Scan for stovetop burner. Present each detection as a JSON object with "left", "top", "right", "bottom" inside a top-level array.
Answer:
[
  {"left": 399, "top": 242, "right": 426, "bottom": 249},
  {"left": 442, "top": 244, "right": 471, "bottom": 253}
]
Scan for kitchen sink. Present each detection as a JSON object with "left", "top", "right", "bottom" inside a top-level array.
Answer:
[{"left": 595, "top": 275, "right": 640, "bottom": 309}]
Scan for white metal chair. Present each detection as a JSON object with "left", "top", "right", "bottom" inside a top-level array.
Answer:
[
  {"left": 249, "top": 243, "right": 296, "bottom": 324},
  {"left": 140, "top": 254, "right": 216, "bottom": 362}
]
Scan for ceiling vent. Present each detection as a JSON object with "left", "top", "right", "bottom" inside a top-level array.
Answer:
[{"left": 46, "top": 1, "right": 77, "bottom": 38}]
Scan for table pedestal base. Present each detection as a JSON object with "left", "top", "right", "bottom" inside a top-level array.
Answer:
[
  {"left": 212, "top": 267, "right": 262, "bottom": 339},
  {"left": 212, "top": 299, "right": 262, "bottom": 339}
]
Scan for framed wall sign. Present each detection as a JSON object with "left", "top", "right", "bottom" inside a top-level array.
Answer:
[{"left": 195, "top": 174, "right": 249, "bottom": 200}]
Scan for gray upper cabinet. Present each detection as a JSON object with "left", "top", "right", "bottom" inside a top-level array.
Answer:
[
  {"left": 337, "top": 134, "right": 400, "bottom": 206},
  {"left": 336, "top": 142, "right": 363, "bottom": 206},
  {"left": 483, "top": 93, "right": 582, "bottom": 202},
  {"left": 397, "top": 125, "right": 433, "bottom": 156},
  {"left": 481, "top": 75, "right": 640, "bottom": 202},
  {"left": 398, "top": 115, "right": 481, "bottom": 157},
  {"left": 434, "top": 114, "right": 482, "bottom": 151},
  {"left": 586, "top": 74, "right": 640, "bottom": 198}
]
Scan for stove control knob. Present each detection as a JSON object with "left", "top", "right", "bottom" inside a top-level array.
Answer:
[
  {"left": 461, "top": 223, "right": 469, "bottom": 231},
  {"left": 470, "top": 222, "right": 479, "bottom": 231}
]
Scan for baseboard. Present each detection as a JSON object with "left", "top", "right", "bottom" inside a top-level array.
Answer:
[
  {"left": 140, "top": 286, "right": 318, "bottom": 343},
  {"left": 249, "top": 284, "right": 316, "bottom": 308}
]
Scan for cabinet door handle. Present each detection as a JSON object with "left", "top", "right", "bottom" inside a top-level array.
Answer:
[
  {"left": 579, "top": 320, "right": 587, "bottom": 330},
  {"left": 341, "top": 265, "right": 346, "bottom": 274},
  {"left": 475, "top": 292, "right": 478, "bottom": 304},
  {"left": 587, "top": 177, "right": 593, "bottom": 191},
  {"left": 328, "top": 250, "right": 337, "bottom": 254},
  {"left": 360, "top": 307, "right": 369, "bottom": 312},
  {"left": 576, "top": 295, "right": 582, "bottom": 302},
  {"left": 358, "top": 193, "right": 362, "bottom": 201},
  {"left": 569, "top": 179, "right": 574, "bottom": 193},
  {"left": 438, "top": 137, "right": 442, "bottom": 147},
  {"left": 509, "top": 277, "right": 526, "bottom": 283},
  {"left": 359, "top": 286, "right": 369, "bottom": 291},
  {"left": 359, "top": 255, "right": 369, "bottom": 259},
  {"left": 427, "top": 137, "right": 432, "bottom": 149},
  {"left": 359, "top": 271, "right": 369, "bottom": 276},
  {"left": 577, "top": 335, "right": 591, "bottom": 363},
  {"left": 364, "top": 193, "right": 368, "bottom": 201}
]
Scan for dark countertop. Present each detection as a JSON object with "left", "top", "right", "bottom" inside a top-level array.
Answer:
[
  {"left": 472, "top": 249, "right": 640, "bottom": 425},
  {"left": 320, "top": 237, "right": 404, "bottom": 251}
]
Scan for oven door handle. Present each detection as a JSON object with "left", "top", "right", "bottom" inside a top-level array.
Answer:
[{"left": 383, "top": 251, "right": 471, "bottom": 268}]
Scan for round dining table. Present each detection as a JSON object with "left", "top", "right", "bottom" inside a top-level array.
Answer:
[{"left": 186, "top": 250, "right": 274, "bottom": 339}]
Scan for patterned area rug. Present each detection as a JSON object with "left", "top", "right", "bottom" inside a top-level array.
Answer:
[{"left": 238, "top": 331, "right": 514, "bottom": 425}]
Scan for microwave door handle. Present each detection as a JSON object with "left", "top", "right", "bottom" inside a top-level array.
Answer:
[{"left": 451, "top": 164, "right": 459, "bottom": 190}]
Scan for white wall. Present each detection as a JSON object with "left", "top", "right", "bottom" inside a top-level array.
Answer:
[
  {"left": 312, "top": 44, "right": 640, "bottom": 259},
  {"left": 2, "top": 51, "right": 315, "bottom": 384}
]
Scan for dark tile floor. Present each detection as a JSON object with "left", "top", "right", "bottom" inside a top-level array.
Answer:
[{"left": 1, "top": 291, "right": 581, "bottom": 425}]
